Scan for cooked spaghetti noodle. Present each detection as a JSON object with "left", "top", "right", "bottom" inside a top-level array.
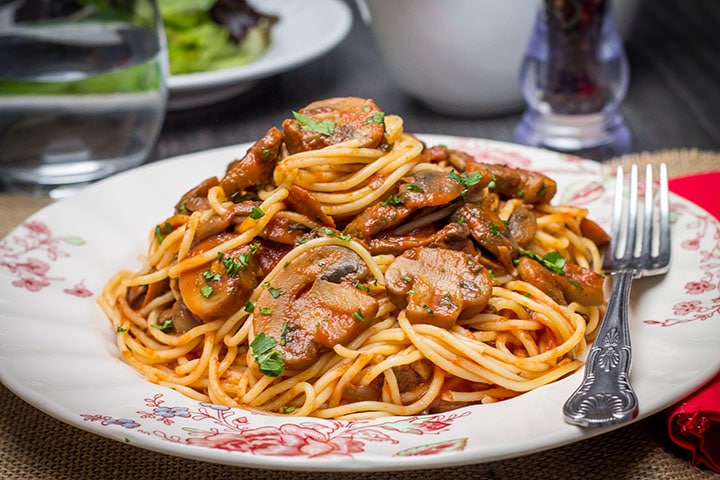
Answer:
[{"left": 99, "top": 97, "right": 608, "bottom": 419}]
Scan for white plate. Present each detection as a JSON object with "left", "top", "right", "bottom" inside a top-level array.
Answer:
[
  {"left": 1, "top": 137, "right": 719, "bottom": 471},
  {"left": 166, "top": 0, "right": 353, "bottom": 110}
]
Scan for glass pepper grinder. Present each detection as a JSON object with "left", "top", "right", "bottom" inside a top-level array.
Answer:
[{"left": 513, "top": 0, "right": 631, "bottom": 161}]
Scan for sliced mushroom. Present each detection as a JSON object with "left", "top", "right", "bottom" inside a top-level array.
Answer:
[
  {"left": 385, "top": 247, "right": 492, "bottom": 329},
  {"left": 282, "top": 97, "right": 385, "bottom": 154},
  {"left": 252, "top": 244, "right": 378, "bottom": 371},
  {"left": 507, "top": 205, "right": 537, "bottom": 247},
  {"left": 516, "top": 256, "right": 605, "bottom": 306},
  {"left": 220, "top": 126, "right": 283, "bottom": 198},
  {"left": 453, "top": 202, "right": 519, "bottom": 271},
  {"left": 483, "top": 163, "right": 557, "bottom": 204},
  {"left": 178, "top": 233, "right": 262, "bottom": 322}
]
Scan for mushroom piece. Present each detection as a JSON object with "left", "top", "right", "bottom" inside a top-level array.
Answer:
[
  {"left": 178, "top": 233, "right": 262, "bottom": 322},
  {"left": 385, "top": 247, "right": 492, "bottom": 329},
  {"left": 219, "top": 126, "right": 283, "bottom": 198},
  {"left": 453, "top": 202, "right": 519, "bottom": 272},
  {"left": 252, "top": 244, "right": 378, "bottom": 371},
  {"left": 482, "top": 163, "right": 557, "bottom": 204},
  {"left": 507, "top": 205, "right": 537, "bottom": 248},
  {"left": 516, "top": 256, "right": 605, "bottom": 306},
  {"left": 282, "top": 97, "right": 385, "bottom": 154}
]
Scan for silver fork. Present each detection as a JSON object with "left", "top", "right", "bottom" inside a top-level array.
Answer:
[{"left": 563, "top": 163, "right": 671, "bottom": 427}]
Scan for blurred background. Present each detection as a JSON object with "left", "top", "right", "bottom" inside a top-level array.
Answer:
[{"left": 154, "top": 0, "right": 719, "bottom": 162}]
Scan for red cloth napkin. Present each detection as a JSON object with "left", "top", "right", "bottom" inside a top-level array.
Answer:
[{"left": 666, "top": 170, "right": 720, "bottom": 472}]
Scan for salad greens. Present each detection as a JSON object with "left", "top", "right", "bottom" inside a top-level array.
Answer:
[{"left": 159, "top": 0, "right": 276, "bottom": 75}]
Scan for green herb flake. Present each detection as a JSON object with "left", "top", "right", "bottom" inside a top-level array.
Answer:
[
  {"left": 487, "top": 175, "right": 497, "bottom": 189},
  {"left": 250, "top": 332, "right": 284, "bottom": 377},
  {"left": 281, "top": 405, "right": 296, "bottom": 414},
  {"left": 154, "top": 222, "right": 172, "bottom": 244},
  {"left": 249, "top": 207, "right": 265, "bottom": 220},
  {"left": 422, "top": 304, "right": 434, "bottom": 315},
  {"left": 354, "top": 281, "right": 370, "bottom": 293},
  {"left": 200, "top": 285, "right": 214, "bottom": 298},
  {"left": 364, "top": 111, "right": 385, "bottom": 125},
  {"left": 519, "top": 250, "right": 567, "bottom": 275},
  {"left": 405, "top": 183, "right": 424, "bottom": 192},
  {"left": 402, "top": 276, "right": 412, "bottom": 283},
  {"left": 448, "top": 170, "right": 483, "bottom": 188},
  {"left": 352, "top": 309, "right": 365, "bottom": 321},
  {"left": 261, "top": 148, "right": 272, "bottom": 158},
  {"left": 258, "top": 306, "right": 273, "bottom": 315},
  {"left": 151, "top": 319, "right": 173, "bottom": 331},
  {"left": 268, "top": 286, "right": 282, "bottom": 299},
  {"left": 116, "top": 326, "right": 127, "bottom": 333},
  {"left": 381, "top": 194, "right": 403, "bottom": 207},
  {"left": 293, "top": 111, "right": 335, "bottom": 136},
  {"left": 488, "top": 269, "right": 496, "bottom": 281},
  {"left": 489, "top": 221, "right": 503, "bottom": 237},
  {"left": 202, "top": 270, "right": 221, "bottom": 282},
  {"left": 244, "top": 301, "right": 255, "bottom": 313},
  {"left": 567, "top": 278, "right": 583, "bottom": 289}
]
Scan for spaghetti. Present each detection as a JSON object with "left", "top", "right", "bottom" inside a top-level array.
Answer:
[{"left": 99, "top": 97, "right": 608, "bottom": 419}]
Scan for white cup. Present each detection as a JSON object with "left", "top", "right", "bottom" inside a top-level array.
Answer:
[{"left": 360, "top": 0, "right": 640, "bottom": 117}]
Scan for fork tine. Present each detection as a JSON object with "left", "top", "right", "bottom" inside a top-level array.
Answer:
[
  {"left": 642, "top": 164, "right": 654, "bottom": 260},
  {"left": 656, "top": 163, "right": 671, "bottom": 271},
  {"left": 621, "top": 164, "right": 639, "bottom": 263}
]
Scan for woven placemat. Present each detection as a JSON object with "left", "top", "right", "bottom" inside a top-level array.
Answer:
[{"left": 1, "top": 148, "right": 719, "bottom": 480}]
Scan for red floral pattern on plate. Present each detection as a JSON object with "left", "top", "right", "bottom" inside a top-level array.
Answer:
[
  {"left": 82, "top": 393, "right": 470, "bottom": 459},
  {"left": 0, "top": 220, "right": 92, "bottom": 297}
]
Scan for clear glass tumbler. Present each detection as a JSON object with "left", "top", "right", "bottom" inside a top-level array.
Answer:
[
  {"left": 513, "top": 0, "right": 631, "bottom": 161},
  {"left": 0, "top": 0, "right": 167, "bottom": 198}
]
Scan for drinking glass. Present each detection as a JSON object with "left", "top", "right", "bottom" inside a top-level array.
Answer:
[{"left": 0, "top": 0, "right": 167, "bottom": 198}]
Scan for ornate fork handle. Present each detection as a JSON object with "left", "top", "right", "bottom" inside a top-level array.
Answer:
[{"left": 563, "top": 269, "right": 639, "bottom": 427}]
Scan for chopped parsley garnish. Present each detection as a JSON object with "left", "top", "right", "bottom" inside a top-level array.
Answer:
[
  {"left": 519, "top": 250, "right": 567, "bottom": 275},
  {"left": 354, "top": 280, "right": 370, "bottom": 293},
  {"left": 268, "top": 286, "right": 282, "bottom": 298},
  {"left": 402, "top": 276, "right": 412, "bottom": 283},
  {"left": 258, "top": 306, "right": 273, "bottom": 315},
  {"left": 249, "top": 242, "right": 259, "bottom": 254},
  {"left": 422, "top": 304, "right": 434, "bottom": 315},
  {"left": 567, "top": 278, "right": 583, "bottom": 289},
  {"left": 244, "top": 301, "right": 255, "bottom": 313},
  {"left": 202, "top": 270, "right": 221, "bottom": 282},
  {"left": 487, "top": 175, "right": 497, "bottom": 189},
  {"left": 448, "top": 170, "right": 483, "bottom": 188},
  {"left": 250, "top": 333, "right": 284, "bottom": 377},
  {"left": 381, "top": 194, "right": 403, "bottom": 207},
  {"left": 261, "top": 148, "right": 272, "bottom": 158},
  {"left": 154, "top": 222, "right": 172, "bottom": 244},
  {"left": 151, "top": 319, "right": 173, "bottom": 331},
  {"left": 321, "top": 228, "right": 352, "bottom": 241},
  {"left": 281, "top": 406, "right": 296, "bottom": 414},
  {"left": 405, "top": 183, "right": 424, "bottom": 192},
  {"left": 538, "top": 182, "right": 547, "bottom": 196},
  {"left": 116, "top": 326, "right": 127, "bottom": 333},
  {"left": 352, "top": 309, "right": 365, "bottom": 321},
  {"left": 176, "top": 199, "right": 189, "bottom": 215},
  {"left": 219, "top": 252, "right": 249, "bottom": 276},
  {"left": 293, "top": 111, "right": 335, "bottom": 136},
  {"left": 516, "top": 189, "right": 525, "bottom": 198},
  {"left": 489, "top": 221, "right": 503, "bottom": 237},
  {"left": 364, "top": 111, "right": 385, "bottom": 125},
  {"left": 200, "top": 285, "right": 214, "bottom": 298},
  {"left": 249, "top": 207, "right": 265, "bottom": 219}
]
